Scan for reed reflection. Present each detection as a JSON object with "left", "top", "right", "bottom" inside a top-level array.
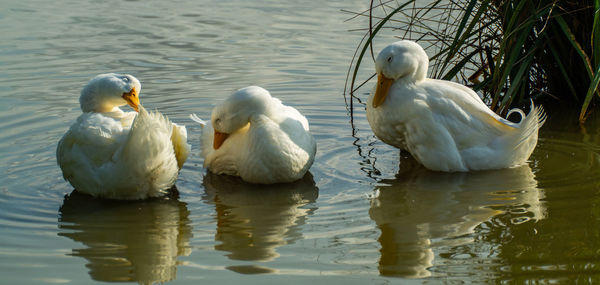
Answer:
[
  {"left": 58, "top": 190, "right": 192, "bottom": 284},
  {"left": 203, "top": 172, "right": 318, "bottom": 263},
  {"left": 369, "top": 156, "right": 546, "bottom": 278}
]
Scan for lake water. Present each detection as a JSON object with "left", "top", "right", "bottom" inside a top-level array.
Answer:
[{"left": 2, "top": 0, "right": 600, "bottom": 284}]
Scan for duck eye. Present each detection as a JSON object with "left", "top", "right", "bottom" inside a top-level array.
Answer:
[
  {"left": 123, "top": 77, "right": 129, "bottom": 82},
  {"left": 387, "top": 56, "right": 393, "bottom": 63}
]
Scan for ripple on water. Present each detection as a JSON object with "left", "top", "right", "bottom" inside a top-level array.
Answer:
[{"left": 533, "top": 137, "right": 600, "bottom": 188}]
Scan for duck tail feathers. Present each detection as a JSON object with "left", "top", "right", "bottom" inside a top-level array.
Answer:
[
  {"left": 512, "top": 101, "right": 546, "bottom": 150},
  {"left": 189, "top": 113, "right": 207, "bottom": 127},
  {"left": 171, "top": 123, "right": 191, "bottom": 170}
]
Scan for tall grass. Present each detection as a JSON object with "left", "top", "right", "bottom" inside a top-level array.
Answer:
[{"left": 345, "top": 0, "right": 599, "bottom": 122}]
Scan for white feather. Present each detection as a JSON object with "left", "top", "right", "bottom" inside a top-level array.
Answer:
[{"left": 189, "top": 113, "right": 206, "bottom": 126}]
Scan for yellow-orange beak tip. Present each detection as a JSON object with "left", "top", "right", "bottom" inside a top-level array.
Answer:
[
  {"left": 372, "top": 73, "right": 394, "bottom": 108},
  {"left": 122, "top": 87, "right": 140, "bottom": 112},
  {"left": 213, "top": 130, "right": 229, "bottom": 150}
]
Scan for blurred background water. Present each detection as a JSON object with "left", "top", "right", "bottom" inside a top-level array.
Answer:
[{"left": 2, "top": 0, "right": 600, "bottom": 283}]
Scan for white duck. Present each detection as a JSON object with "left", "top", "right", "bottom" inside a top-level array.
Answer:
[
  {"left": 57, "top": 73, "right": 190, "bottom": 199},
  {"left": 191, "top": 86, "right": 316, "bottom": 184},
  {"left": 366, "top": 40, "right": 546, "bottom": 172}
]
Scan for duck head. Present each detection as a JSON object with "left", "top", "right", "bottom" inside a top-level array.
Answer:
[
  {"left": 372, "top": 40, "right": 429, "bottom": 108},
  {"left": 79, "top": 73, "right": 141, "bottom": 113},
  {"left": 210, "top": 86, "right": 274, "bottom": 150}
]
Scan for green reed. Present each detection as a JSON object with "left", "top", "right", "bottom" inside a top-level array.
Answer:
[{"left": 345, "top": 0, "right": 599, "bottom": 122}]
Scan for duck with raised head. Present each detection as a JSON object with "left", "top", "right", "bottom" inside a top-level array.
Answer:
[
  {"left": 366, "top": 40, "right": 546, "bottom": 172},
  {"left": 191, "top": 86, "right": 316, "bottom": 184},
  {"left": 57, "top": 73, "right": 190, "bottom": 199}
]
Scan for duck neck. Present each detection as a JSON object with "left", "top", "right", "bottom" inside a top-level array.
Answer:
[
  {"left": 395, "top": 75, "right": 419, "bottom": 86},
  {"left": 101, "top": 107, "right": 128, "bottom": 118},
  {"left": 80, "top": 95, "right": 126, "bottom": 113}
]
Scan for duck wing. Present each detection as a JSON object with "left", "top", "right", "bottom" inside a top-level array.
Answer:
[
  {"left": 418, "top": 80, "right": 545, "bottom": 170},
  {"left": 171, "top": 122, "right": 190, "bottom": 170},
  {"left": 56, "top": 112, "right": 130, "bottom": 195}
]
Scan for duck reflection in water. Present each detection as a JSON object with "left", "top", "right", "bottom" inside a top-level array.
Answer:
[
  {"left": 203, "top": 172, "right": 318, "bottom": 264},
  {"left": 369, "top": 154, "right": 546, "bottom": 278},
  {"left": 58, "top": 188, "right": 192, "bottom": 284}
]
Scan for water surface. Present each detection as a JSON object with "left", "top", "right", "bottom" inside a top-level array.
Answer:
[{"left": 2, "top": 0, "right": 600, "bottom": 283}]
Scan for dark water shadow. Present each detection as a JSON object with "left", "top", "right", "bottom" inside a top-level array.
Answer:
[
  {"left": 57, "top": 188, "right": 192, "bottom": 284},
  {"left": 202, "top": 172, "right": 318, "bottom": 267},
  {"left": 369, "top": 158, "right": 546, "bottom": 278}
]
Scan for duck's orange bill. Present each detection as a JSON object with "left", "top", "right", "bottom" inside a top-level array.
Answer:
[
  {"left": 213, "top": 130, "right": 229, "bottom": 150},
  {"left": 372, "top": 73, "right": 394, "bottom": 108},
  {"left": 122, "top": 87, "right": 140, "bottom": 112}
]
